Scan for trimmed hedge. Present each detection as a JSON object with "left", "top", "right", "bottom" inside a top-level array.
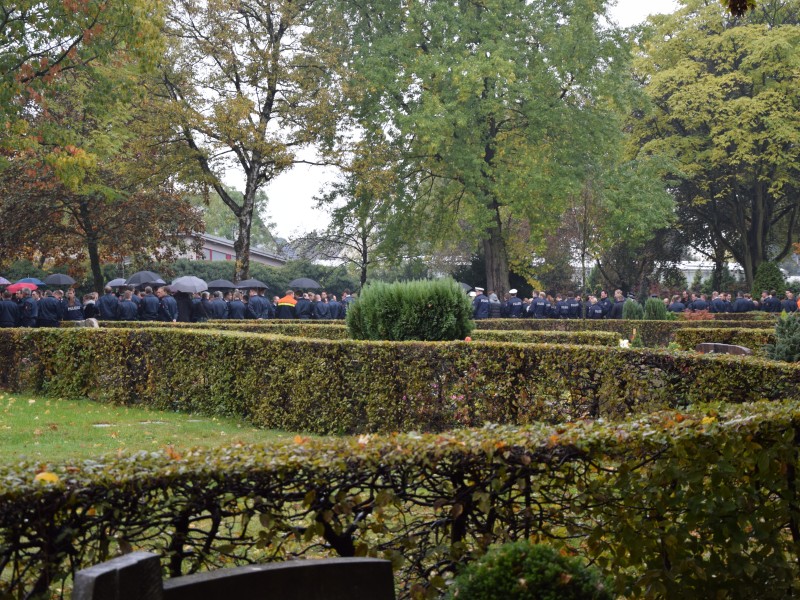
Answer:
[
  {"left": 675, "top": 328, "right": 775, "bottom": 355},
  {"left": 91, "top": 321, "right": 620, "bottom": 347},
  {"left": 475, "top": 318, "right": 775, "bottom": 346},
  {"left": 2, "top": 401, "right": 800, "bottom": 599},
  {"left": 2, "top": 328, "right": 800, "bottom": 434}
]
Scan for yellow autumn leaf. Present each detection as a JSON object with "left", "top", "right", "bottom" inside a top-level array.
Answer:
[{"left": 34, "top": 472, "right": 60, "bottom": 484}]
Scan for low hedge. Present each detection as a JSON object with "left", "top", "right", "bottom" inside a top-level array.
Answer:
[
  {"left": 91, "top": 321, "right": 620, "bottom": 346},
  {"left": 2, "top": 401, "right": 799, "bottom": 599},
  {"left": 675, "top": 328, "right": 776, "bottom": 355},
  {"left": 2, "top": 328, "right": 800, "bottom": 434},
  {"left": 475, "top": 318, "right": 774, "bottom": 346}
]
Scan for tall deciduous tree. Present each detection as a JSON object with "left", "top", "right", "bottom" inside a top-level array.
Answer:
[
  {"left": 337, "top": 0, "right": 639, "bottom": 295},
  {"left": 0, "top": 64, "right": 203, "bottom": 291},
  {"left": 0, "top": 0, "right": 162, "bottom": 128},
  {"left": 632, "top": 0, "right": 800, "bottom": 288},
  {"left": 157, "top": 0, "right": 344, "bottom": 282}
]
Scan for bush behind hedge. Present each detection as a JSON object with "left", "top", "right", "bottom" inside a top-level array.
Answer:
[
  {"left": 2, "top": 401, "right": 799, "bottom": 600},
  {"left": 347, "top": 279, "right": 474, "bottom": 341},
  {"left": 675, "top": 327, "right": 775, "bottom": 355}
]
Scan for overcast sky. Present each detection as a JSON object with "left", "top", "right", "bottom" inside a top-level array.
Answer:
[{"left": 239, "top": 0, "right": 680, "bottom": 239}]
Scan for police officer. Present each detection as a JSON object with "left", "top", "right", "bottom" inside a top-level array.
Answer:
[
  {"left": 37, "top": 290, "right": 63, "bottom": 327},
  {"left": 19, "top": 288, "right": 38, "bottom": 327},
  {"left": 504, "top": 289, "right": 523, "bottom": 318},
  {"left": 597, "top": 290, "right": 612, "bottom": 317},
  {"left": 96, "top": 286, "right": 120, "bottom": 321},
  {"left": 529, "top": 292, "right": 549, "bottom": 319},
  {"left": 567, "top": 292, "right": 583, "bottom": 319},
  {"left": 586, "top": 296, "right": 605, "bottom": 319},
  {"left": 0, "top": 291, "right": 20, "bottom": 327},
  {"left": 472, "top": 287, "right": 490, "bottom": 319},
  {"left": 227, "top": 291, "right": 247, "bottom": 319},
  {"left": 554, "top": 294, "right": 570, "bottom": 319},
  {"left": 118, "top": 291, "right": 139, "bottom": 321},
  {"left": 782, "top": 291, "right": 797, "bottom": 313},
  {"left": 246, "top": 288, "right": 270, "bottom": 319},
  {"left": 295, "top": 292, "right": 313, "bottom": 319},
  {"left": 208, "top": 291, "right": 229, "bottom": 319},
  {"left": 138, "top": 286, "right": 161, "bottom": 321}
]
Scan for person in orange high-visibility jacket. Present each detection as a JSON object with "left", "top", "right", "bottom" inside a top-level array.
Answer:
[{"left": 275, "top": 290, "right": 297, "bottom": 319}]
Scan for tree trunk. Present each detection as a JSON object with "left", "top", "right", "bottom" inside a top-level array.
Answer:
[
  {"left": 360, "top": 229, "right": 368, "bottom": 287},
  {"left": 483, "top": 215, "right": 510, "bottom": 296},
  {"left": 233, "top": 208, "right": 253, "bottom": 283},
  {"left": 78, "top": 199, "right": 104, "bottom": 293}
]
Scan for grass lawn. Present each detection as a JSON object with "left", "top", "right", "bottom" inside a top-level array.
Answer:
[{"left": 0, "top": 392, "right": 298, "bottom": 463}]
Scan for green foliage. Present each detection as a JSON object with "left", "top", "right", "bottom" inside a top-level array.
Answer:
[
  {"left": 752, "top": 261, "right": 786, "bottom": 299},
  {"left": 3, "top": 327, "right": 800, "bottom": 436},
  {"left": 766, "top": 313, "right": 800, "bottom": 362},
  {"left": 347, "top": 279, "right": 474, "bottom": 341},
  {"left": 622, "top": 298, "right": 644, "bottom": 320},
  {"left": 644, "top": 297, "right": 669, "bottom": 321},
  {"left": 448, "top": 541, "right": 611, "bottom": 600},
  {"left": 0, "top": 401, "right": 799, "bottom": 599}
]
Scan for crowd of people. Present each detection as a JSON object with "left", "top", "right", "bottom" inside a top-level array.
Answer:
[
  {"left": 470, "top": 287, "right": 799, "bottom": 319},
  {"left": 0, "top": 285, "right": 357, "bottom": 327}
]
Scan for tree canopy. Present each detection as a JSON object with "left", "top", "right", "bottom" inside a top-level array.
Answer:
[{"left": 632, "top": 0, "right": 800, "bottom": 288}]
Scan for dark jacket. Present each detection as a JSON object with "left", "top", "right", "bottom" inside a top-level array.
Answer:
[
  {"left": 313, "top": 300, "right": 331, "bottom": 320},
  {"left": 139, "top": 294, "right": 161, "bottom": 321},
  {"left": 20, "top": 296, "right": 38, "bottom": 327},
  {"left": 276, "top": 295, "right": 297, "bottom": 319},
  {"left": 327, "top": 300, "right": 342, "bottom": 319},
  {"left": 160, "top": 294, "right": 179, "bottom": 322},
  {"left": 504, "top": 297, "right": 523, "bottom": 318},
  {"left": 295, "top": 297, "right": 313, "bottom": 319},
  {"left": 0, "top": 299, "right": 20, "bottom": 327},
  {"left": 37, "top": 296, "right": 63, "bottom": 326},
  {"left": 61, "top": 300, "right": 84, "bottom": 321},
  {"left": 246, "top": 294, "right": 271, "bottom": 319},
  {"left": 193, "top": 298, "right": 211, "bottom": 322},
  {"left": 472, "top": 294, "right": 490, "bottom": 319},
  {"left": 667, "top": 302, "right": 686, "bottom": 313},
  {"left": 118, "top": 300, "right": 139, "bottom": 321},
  {"left": 96, "top": 293, "right": 120, "bottom": 320},
  {"left": 608, "top": 300, "right": 625, "bottom": 320},
  {"left": 227, "top": 299, "right": 246, "bottom": 319}
]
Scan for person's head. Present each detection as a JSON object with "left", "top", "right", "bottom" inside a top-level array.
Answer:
[
  {"left": 343, "top": 289, "right": 350, "bottom": 298},
  {"left": 614, "top": 289, "right": 623, "bottom": 301},
  {"left": 43, "top": 290, "right": 53, "bottom": 298},
  {"left": 600, "top": 290, "right": 608, "bottom": 299},
  {"left": 272, "top": 295, "right": 280, "bottom": 303},
  {"left": 314, "top": 294, "right": 322, "bottom": 302},
  {"left": 104, "top": 286, "right": 112, "bottom": 294},
  {"left": 53, "top": 289, "right": 64, "bottom": 300},
  {"left": 201, "top": 291, "right": 210, "bottom": 300},
  {"left": 771, "top": 289, "right": 777, "bottom": 297},
  {"left": 234, "top": 291, "right": 243, "bottom": 301},
  {"left": 224, "top": 291, "right": 232, "bottom": 301},
  {"left": 787, "top": 290, "right": 795, "bottom": 299},
  {"left": 509, "top": 288, "right": 518, "bottom": 297},
  {"left": 249, "top": 289, "right": 257, "bottom": 296},
  {"left": 285, "top": 290, "right": 295, "bottom": 298},
  {"left": 671, "top": 295, "right": 680, "bottom": 303},
  {"left": 214, "top": 291, "right": 223, "bottom": 299},
  {"left": 321, "top": 291, "right": 328, "bottom": 300},
  {"left": 155, "top": 287, "right": 165, "bottom": 298},
  {"left": 123, "top": 290, "right": 132, "bottom": 300},
  {"left": 145, "top": 286, "right": 153, "bottom": 295}
]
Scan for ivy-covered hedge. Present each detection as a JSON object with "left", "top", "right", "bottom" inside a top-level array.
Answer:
[
  {"left": 475, "top": 318, "right": 774, "bottom": 346},
  {"left": 2, "top": 328, "right": 800, "bottom": 434},
  {"left": 675, "top": 328, "right": 775, "bottom": 355},
  {"left": 2, "top": 401, "right": 800, "bottom": 600}
]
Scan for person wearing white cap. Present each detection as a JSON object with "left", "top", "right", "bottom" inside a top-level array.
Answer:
[
  {"left": 504, "top": 288, "right": 523, "bottom": 318},
  {"left": 472, "top": 287, "right": 489, "bottom": 319}
]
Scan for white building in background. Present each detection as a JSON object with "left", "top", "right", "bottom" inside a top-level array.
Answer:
[
  {"left": 182, "top": 233, "right": 287, "bottom": 267},
  {"left": 678, "top": 259, "right": 744, "bottom": 286}
]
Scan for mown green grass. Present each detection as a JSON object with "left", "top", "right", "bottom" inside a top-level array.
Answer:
[{"left": 0, "top": 392, "right": 297, "bottom": 463}]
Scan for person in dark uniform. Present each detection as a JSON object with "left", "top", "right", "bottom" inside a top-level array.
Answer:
[
  {"left": 96, "top": 286, "right": 120, "bottom": 321},
  {"left": 554, "top": 294, "right": 570, "bottom": 319},
  {"left": 0, "top": 291, "right": 20, "bottom": 327},
  {"left": 295, "top": 292, "right": 313, "bottom": 319},
  {"left": 192, "top": 291, "right": 212, "bottom": 322},
  {"left": 710, "top": 292, "right": 727, "bottom": 314},
  {"left": 19, "top": 288, "right": 38, "bottom": 327},
  {"left": 782, "top": 291, "right": 797, "bottom": 313},
  {"left": 312, "top": 293, "right": 330, "bottom": 319},
  {"left": 246, "top": 289, "right": 269, "bottom": 319},
  {"left": 567, "top": 293, "right": 583, "bottom": 319},
  {"left": 667, "top": 295, "right": 686, "bottom": 313},
  {"left": 608, "top": 290, "right": 625, "bottom": 319},
  {"left": 586, "top": 296, "right": 605, "bottom": 319},
  {"left": 208, "top": 291, "right": 229, "bottom": 319},
  {"left": 472, "top": 287, "right": 489, "bottom": 320},
  {"left": 157, "top": 287, "right": 179, "bottom": 322},
  {"left": 504, "top": 289, "right": 523, "bottom": 318},
  {"left": 37, "top": 290, "right": 63, "bottom": 327},
  {"left": 597, "top": 290, "right": 612, "bottom": 317},
  {"left": 529, "top": 292, "right": 549, "bottom": 318},
  {"left": 327, "top": 295, "right": 342, "bottom": 320},
  {"left": 226, "top": 291, "right": 246, "bottom": 319},
  {"left": 118, "top": 291, "right": 139, "bottom": 321},
  {"left": 732, "top": 292, "right": 749, "bottom": 313},
  {"left": 174, "top": 291, "right": 193, "bottom": 322},
  {"left": 60, "top": 289, "right": 84, "bottom": 322},
  {"left": 689, "top": 293, "right": 709, "bottom": 311},
  {"left": 139, "top": 286, "right": 161, "bottom": 321}
]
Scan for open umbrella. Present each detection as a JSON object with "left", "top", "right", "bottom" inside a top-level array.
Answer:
[
  {"left": 0, "top": 277, "right": 9, "bottom": 285},
  {"left": 44, "top": 273, "right": 76, "bottom": 286},
  {"left": 126, "top": 271, "right": 165, "bottom": 286},
  {"left": 237, "top": 278, "right": 269, "bottom": 289},
  {"left": 171, "top": 276, "right": 208, "bottom": 294},
  {"left": 106, "top": 278, "right": 128, "bottom": 287},
  {"left": 207, "top": 279, "right": 236, "bottom": 290},
  {"left": 7, "top": 282, "right": 38, "bottom": 293},
  {"left": 458, "top": 282, "right": 473, "bottom": 292},
  {"left": 17, "top": 277, "right": 45, "bottom": 286},
  {"left": 288, "top": 277, "right": 321, "bottom": 289}
]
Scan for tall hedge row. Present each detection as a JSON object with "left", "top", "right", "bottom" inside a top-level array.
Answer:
[
  {"left": 2, "top": 401, "right": 799, "bottom": 599},
  {"left": 2, "top": 328, "right": 799, "bottom": 434}
]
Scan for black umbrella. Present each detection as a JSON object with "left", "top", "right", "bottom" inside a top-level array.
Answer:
[
  {"left": 237, "top": 278, "right": 269, "bottom": 289},
  {"left": 288, "top": 277, "right": 321, "bottom": 289},
  {"left": 126, "top": 271, "right": 165, "bottom": 286},
  {"left": 44, "top": 273, "right": 76, "bottom": 286},
  {"left": 458, "top": 282, "right": 473, "bottom": 292},
  {"left": 207, "top": 279, "right": 237, "bottom": 289},
  {"left": 106, "top": 278, "right": 128, "bottom": 287}
]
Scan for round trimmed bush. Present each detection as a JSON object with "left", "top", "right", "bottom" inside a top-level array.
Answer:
[
  {"left": 644, "top": 297, "right": 668, "bottom": 320},
  {"left": 346, "top": 278, "right": 474, "bottom": 341},
  {"left": 622, "top": 299, "right": 643, "bottom": 320},
  {"left": 447, "top": 541, "right": 612, "bottom": 600}
]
